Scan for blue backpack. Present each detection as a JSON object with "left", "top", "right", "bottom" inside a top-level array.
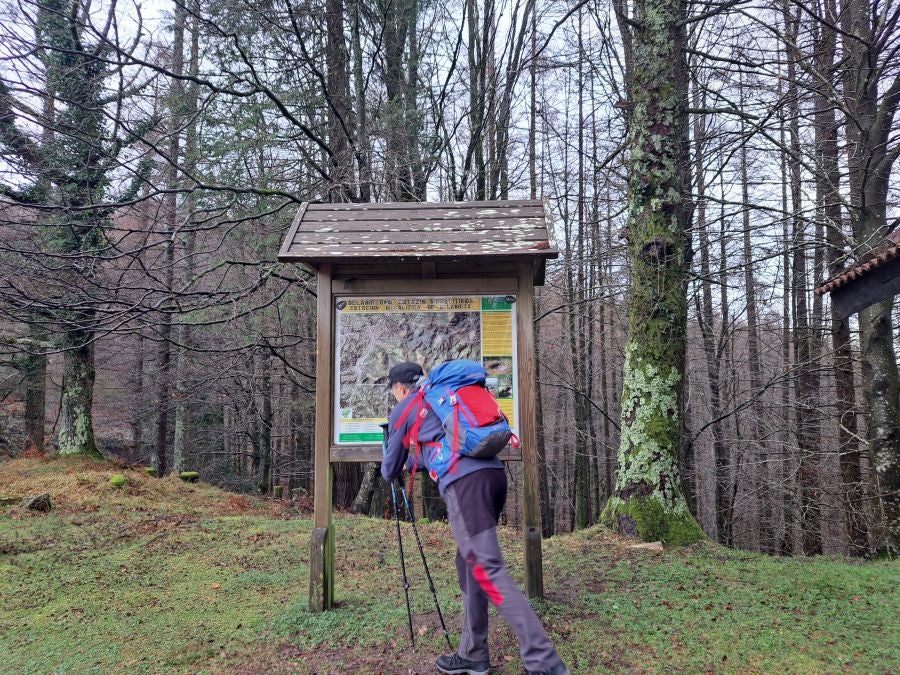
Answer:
[{"left": 398, "top": 360, "right": 516, "bottom": 484}]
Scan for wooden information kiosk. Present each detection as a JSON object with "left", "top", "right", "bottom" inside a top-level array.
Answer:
[{"left": 277, "top": 200, "right": 558, "bottom": 611}]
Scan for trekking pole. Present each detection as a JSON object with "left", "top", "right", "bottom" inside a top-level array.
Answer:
[
  {"left": 398, "top": 481, "right": 453, "bottom": 650},
  {"left": 391, "top": 479, "right": 415, "bottom": 649}
]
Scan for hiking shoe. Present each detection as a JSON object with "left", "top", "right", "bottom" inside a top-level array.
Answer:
[
  {"left": 527, "top": 664, "right": 571, "bottom": 675},
  {"left": 435, "top": 653, "right": 490, "bottom": 675}
]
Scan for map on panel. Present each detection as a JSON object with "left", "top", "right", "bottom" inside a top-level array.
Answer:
[{"left": 334, "top": 295, "right": 518, "bottom": 444}]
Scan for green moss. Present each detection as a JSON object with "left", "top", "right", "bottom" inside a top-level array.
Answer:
[
  {"left": 144, "top": 466, "right": 157, "bottom": 477},
  {"left": 602, "top": 495, "right": 704, "bottom": 545},
  {"left": 108, "top": 474, "right": 126, "bottom": 488},
  {"left": 179, "top": 471, "right": 199, "bottom": 483}
]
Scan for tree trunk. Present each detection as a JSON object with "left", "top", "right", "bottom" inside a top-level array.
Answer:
[
  {"left": 572, "top": 11, "right": 590, "bottom": 530},
  {"left": 257, "top": 351, "right": 273, "bottom": 493},
  {"left": 23, "top": 322, "right": 47, "bottom": 452},
  {"left": 535, "top": 300, "right": 554, "bottom": 537},
  {"left": 809, "top": 0, "right": 868, "bottom": 556},
  {"left": 353, "top": 463, "right": 381, "bottom": 514},
  {"left": 776, "top": 34, "right": 794, "bottom": 554},
  {"left": 131, "top": 333, "right": 144, "bottom": 464},
  {"left": 739, "top": 80, "right": 767, "bottom": 552},
  {"left": 600, "top": 0, "right": 703, "bottom": 545},
  {"left": 782, "top": 1, "right": 822, "bottom": 554},
  {"left": 693, "top": 97, "right": 729, "bottom": 544},
  {"left": 154, "top": 0, "right": 186, "bottom": 476},
  {"left": 57, "top": 329, "right": 101, "bottom": 458},
  {"left": 351, "top": 0, "right": 371, "bottom": 202},
  {"left": 326, "top": 0, "right": 354, "bottom": 202},
  {"left": 840, "top": 0, "right": 900, "bottom": 555},
  {"left": 860, "top": 300, "right": 900, "bottom": 551},
  {"left": 173, "top": 3, "right": 200, "bottom": 474}
]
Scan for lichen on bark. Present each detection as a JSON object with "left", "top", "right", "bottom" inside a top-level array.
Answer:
[
  {"left": 601, "top": 0, "right": 703, "bottom": 545},
  {"left": 57, "top": 335, "right": 102, "bottom": 459}
]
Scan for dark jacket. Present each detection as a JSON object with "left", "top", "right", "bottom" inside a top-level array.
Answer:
[{"left": 381, "top": 388, "right": 503, "bottom": 496}]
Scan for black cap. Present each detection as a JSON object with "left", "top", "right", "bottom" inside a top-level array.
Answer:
[{"left": 387, "top": 362, "right": 424, "bottom": 388}]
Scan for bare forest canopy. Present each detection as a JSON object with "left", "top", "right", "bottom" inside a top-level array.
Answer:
[{"left": 0, "top": 0, "right": 897, "bottom": 556}]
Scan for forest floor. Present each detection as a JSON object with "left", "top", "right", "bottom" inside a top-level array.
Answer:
[{"left": 1, "top": 455, "right": 898, "bottom": 674}]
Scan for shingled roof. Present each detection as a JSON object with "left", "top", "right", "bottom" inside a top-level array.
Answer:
[
  {"left": 816, "top": 229, "right": 900, "bottom": 295},
  {"left": 277, "top": 200, "right": 558, "bottom": 266},
  {"left": 815, "top": 229, "right": 900, "bottom": 318}
]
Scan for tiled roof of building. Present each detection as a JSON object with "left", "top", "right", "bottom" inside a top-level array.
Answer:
[{"left": 815, "top": 229, "right": 900, "bottom": 295}]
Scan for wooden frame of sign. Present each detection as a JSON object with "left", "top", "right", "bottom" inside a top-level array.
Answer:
[{"left": 278, "top": 200, "right": 558, "bottom": 612}]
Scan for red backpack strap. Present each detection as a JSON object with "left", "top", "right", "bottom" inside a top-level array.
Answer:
[
  {"left": 447, "top": 389, "right": 462, "bottom": 474},
  {"left": 395, "top": 390, "right": 424, "bottom": 430},
  {"left": 403, "top": 392, "right": 428, "bottom": 493}
]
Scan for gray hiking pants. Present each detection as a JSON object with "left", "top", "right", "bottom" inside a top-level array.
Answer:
[{"left": 443, "top": 469, "right": 563, "bottom": 672}]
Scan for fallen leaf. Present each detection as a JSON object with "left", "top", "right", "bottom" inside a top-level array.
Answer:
[{"left": 211, "top": 583, "right": 222, "bottom": 590}]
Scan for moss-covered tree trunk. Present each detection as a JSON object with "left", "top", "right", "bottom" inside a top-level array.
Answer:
[
  {"left": 57, "top": 329, "right": 101, "bottom": 458},
  {"left": 600, "top": 0, "right": 703, "bottom": 545}
]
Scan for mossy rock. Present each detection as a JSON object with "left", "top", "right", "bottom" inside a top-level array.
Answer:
[
  {"left": 109, "top": 474, "right": 126, "bottom": 488},
  {"left": 144, "top": 467, "right": 158, "bottom": 477},
  {"left": 179, "top": 471, "right": 199, "bottom": 483},
  {"left": 23, "top": 493, "right": 52, "bottom": 512}
]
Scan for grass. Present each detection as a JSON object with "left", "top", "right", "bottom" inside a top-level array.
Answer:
[{"left": 1, "top": 455, "right": 898, "bottom": 674}]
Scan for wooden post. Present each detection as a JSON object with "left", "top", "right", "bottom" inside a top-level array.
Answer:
[
  {"left": 517, "top": 260, "right": 544, "bottom": 599},
  {"left": 310, "top": 263, "right": 335, "bottom": 611}
]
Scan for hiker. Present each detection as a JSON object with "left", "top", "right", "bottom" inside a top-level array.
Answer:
[{"left": 382, "top": 362, "right": 569, "bottom": 675}]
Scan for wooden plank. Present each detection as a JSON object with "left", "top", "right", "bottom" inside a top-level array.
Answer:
[
  {"left": 332, "top": 261, "right": 525, "bottom": 280},
  {"left": 330, "top": 446, "right": 382, "bottom": 462},
  {"left": 310, "top": 263, "right": 335, "bottom": 611},
  {"left": 308, "top": 526, "right": 328, "bottom": 612},
  {"left": 300, "top": 221, "right": 548, "bottom": 235},
  {"left": 332, "top": 277, "right": 518, "bottom": 295},
  {"left": 305, "top": 199, "right": 542, "bottom": 212},
  {"left": 291, "top": 229, "right": 547, "bottom": 246},
  {"left": 297, "top": 222, "right": 547, "bottom": 236},
  {"left": 287, "top": 242, "right": 554, "bottom": 257},
  {"left": 278, "top": 202, "right": 308, "bottom": 259},
  {"left": 330, "top": 444, "right": 523, "bottom": 462},
  {"left": 517, "top": 259, "right": 543, "bottom": 600},
  {"left": 542, "top": 198, "right": 559, "bottom": 250},
  {"left": 302, "top": 210, "right": 546, "bottom": 224}
]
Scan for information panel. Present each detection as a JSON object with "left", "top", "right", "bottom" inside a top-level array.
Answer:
[{"left": 333, "top": 295, "right": 518, "bottom": 445}]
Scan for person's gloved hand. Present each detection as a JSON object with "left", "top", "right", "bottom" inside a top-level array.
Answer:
[{"left": 404, "top": 452, "right": 426, "bottom": 473}]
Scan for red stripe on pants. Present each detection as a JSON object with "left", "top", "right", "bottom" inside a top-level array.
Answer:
[{"left": 471, "top": 563, "right": 504, "bottom": 605}]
